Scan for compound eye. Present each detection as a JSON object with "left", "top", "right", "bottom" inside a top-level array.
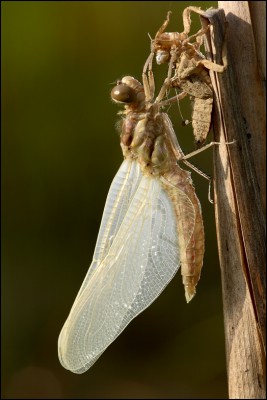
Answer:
[{"left": 111, "top": 84, "right": 136, "bottom": 104}]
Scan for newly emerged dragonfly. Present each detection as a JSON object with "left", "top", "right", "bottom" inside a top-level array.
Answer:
[{"left": 58, "top": 67, "right": 206, "bottom": 373}]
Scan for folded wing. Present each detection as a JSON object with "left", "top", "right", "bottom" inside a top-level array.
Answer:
[{"left": 58, "top": 160, "right": 180, "bottom": 373}]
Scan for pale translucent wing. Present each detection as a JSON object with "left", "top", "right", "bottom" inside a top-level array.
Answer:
[
  {"left": 76, "top": 159, "right": 142, "bottom": 297},
  {"left": 58, "top": 163, "right": 180, "bottom": 373}
]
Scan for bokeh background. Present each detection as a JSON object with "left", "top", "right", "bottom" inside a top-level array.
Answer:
[{"left": 2, "top": 1, "right": 228, "bottom": 398}]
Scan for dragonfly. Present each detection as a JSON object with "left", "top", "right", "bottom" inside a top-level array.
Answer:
[{"left": 58, "top": 58, "right": 207, "bottom": 374}]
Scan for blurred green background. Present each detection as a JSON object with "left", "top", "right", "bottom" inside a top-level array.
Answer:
[{"left": 2, "top": 1, "right": 228, "bottom": 398}]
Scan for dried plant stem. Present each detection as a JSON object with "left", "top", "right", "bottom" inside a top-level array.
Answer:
[{"left": 197, "top": 3, "right": 266, "bottom": 398}]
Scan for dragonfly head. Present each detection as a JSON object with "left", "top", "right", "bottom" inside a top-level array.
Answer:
[{"left": 111, "top": 76, "right": 145, "bottom": 110}]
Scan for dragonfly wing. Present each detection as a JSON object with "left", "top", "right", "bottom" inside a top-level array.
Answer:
[
  {"left": 58, "top": 163, "right": 180, "bottom": 373},
  {"left": 76, "top": 159, "right": 143, "bottom": 297}
]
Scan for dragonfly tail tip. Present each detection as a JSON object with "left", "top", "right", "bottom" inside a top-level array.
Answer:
[{"left": 185, "top": 287, "right": 196, "bottom": 303}]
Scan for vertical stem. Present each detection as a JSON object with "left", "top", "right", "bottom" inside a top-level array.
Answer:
[{"left": 197, "top": 3, "right": 266, "bottom": 398}]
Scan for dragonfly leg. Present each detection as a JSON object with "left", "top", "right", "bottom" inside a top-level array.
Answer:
[
  {"left": 180, "top": 140, "right": 236, "bottom": 161},
  {"left": 155, "top": 45, "right": 178, "bottom": 103},
  {"left": 154, "top": 10, "right": 172, "bottom": 39},
  {"left": 142, "top": 51, "right": 155, "bottom": 101},
  {"left": 179, "top": 140, "right": 236, "bottom": 203}
]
